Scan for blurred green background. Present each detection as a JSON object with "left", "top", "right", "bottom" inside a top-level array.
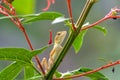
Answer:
[{"left": 0, "top": 0, "right": 120, "bottom": 80}]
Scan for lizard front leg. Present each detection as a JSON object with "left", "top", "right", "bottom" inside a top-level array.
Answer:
[
  {"left": 48, "top": 48, "right": 55, "bottom": 70},
  {"left": 48, "top": 45, "right": 62, "bottom": 70}
]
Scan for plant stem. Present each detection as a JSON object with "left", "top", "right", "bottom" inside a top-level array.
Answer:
[
  {"left": 76, "top": 0, "right": 97, "bottom": 31},
  {"left": 22, "top": 28, "right": 46, "bottom": 76},
  {"left": 67, "top": 0, "right": 76, "bottom": 31},
  {"left": 45, "top": 0, "right": 97, "bottom": 80},
  {"left": 81, "top": 15, "right": 120, "bottom": 31},
  {"left": 53, "top": 60, "right": 120, "bottom": 80},
  {"left": 1, "top": 1, "right": 46, "bottom": 77}
]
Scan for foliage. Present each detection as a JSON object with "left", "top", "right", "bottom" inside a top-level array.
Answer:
[
  {"left": 0, "top": 46, "right": 48, "bottom": 80},
  {"left": 12, "top": 0, "right": 35, "bottom": 14},
  {"left": 0, "top": 0, "right": 120, "bottom": 80},
  {"left": 62, "top": 67, "right": 109, "bottom": 80}
]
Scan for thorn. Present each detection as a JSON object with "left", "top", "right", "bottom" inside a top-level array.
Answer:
[
  {"left": 112, "top": 18, "right": 117, "bottom": 20},
  {"left": 112, "top": 67, "right": 115, "bottom": 73}
]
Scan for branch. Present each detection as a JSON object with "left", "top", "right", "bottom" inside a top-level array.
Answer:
[
  {"left": 0, "top": 0, "right": 46, "bottom": 76},
  {"left": 53, "top": 60, "right": 120, "bottom": 80},
  {"left": 53, "top": 7, "right": 120, "bottom": 80},
  {"left": 45, "top": 0, "right": 97, "bottom": 80},
  {"left": 81, "top": 7, "right": 120, "bottom": 31}
]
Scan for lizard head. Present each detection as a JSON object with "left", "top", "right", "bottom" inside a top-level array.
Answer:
[{"left": 54, "top": 31, "right": 67, "bottom": 44}]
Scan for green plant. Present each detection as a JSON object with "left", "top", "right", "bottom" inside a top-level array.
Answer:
[{"left": 0, "top": 0, "right": 120, "bottom": 80}]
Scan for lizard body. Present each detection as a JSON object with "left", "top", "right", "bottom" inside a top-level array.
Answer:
[{"left": 41, "top": 31, "right": 67, "bottom": 74}]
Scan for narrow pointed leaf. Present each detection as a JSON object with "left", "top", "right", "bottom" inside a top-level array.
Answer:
[
  {"left": 24, "top": 66, "right": 35, "bottom": 79},
  {"left": 27, "top": 75, "right": 43, "bottom": 80},
  {"left": 54, "top": 71, "right": 62, "bottom": 78},
  {"left": 31, "top": 45, "right": 49, "bottom": 57},
  {"left": 52, "top": 17, "right": 69, "bottom": 24},
  {"left": 93, "top": 25, "right": 107, "bottom": 36},
  {"left": 22, "top": 12, "right": 63, "bottom": 23},
  {"left": 73, "top": 30, "right": 88, "bottom": 53},
  {"left": 0, "top": 48, "right": 32, "bottom": 64},
  {"left": 0, "top": 61, "right": 23, "bottom": 80},
  {"left": 63, "top": 67, "right": 109, "bottom": 80}
]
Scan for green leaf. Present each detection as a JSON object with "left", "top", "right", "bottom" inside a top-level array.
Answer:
[
  {"left": 62, "top": 72, "right": 72, "bottom": 80},
  {"left": 54, "top": 71, "right": 62, "bottom": 78},
  {"left": 93, "top": 25, "right": 107, "bottom": 36},
  {"left": 12, "top": 0, "right": 35, "bottom": 14},
  {"left": 0, "top": 46, "right": 48, "bottom": 62},
  {"left": 0, "top": 48, "right": 31, "bottom": 64},
  {"left": 73, "top": 30, "right": 88, "bottom": 53},
  {"left": 0, "top": 47, "right": 48, "bottom": 80},
  {"left": 63, "top": 67, "right": 109, "bottom": 80},
  {"left": 27, "top": 75, "right": 43, "bottom": 80},
  {"left": 22, "top": 12, "right": 63, "bottom": 23},
  {"left": 24, "top": 66, "right": 35, "bottom": 79},
  {"left": 52, "top": 17, "right": 69, "bottom": 24},
  {"left": 0, "top": 61, "right": 23, "bottom": 80},
  {"left": 31, "top": 45, "right": 49, "bottom": 57}
]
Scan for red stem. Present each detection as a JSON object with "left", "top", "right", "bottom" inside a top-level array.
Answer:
[
  {"left": 67, "top": 0, "right": 76, "bottom": 31},
  {"left": 53, "top": 60, "right": 120, "bottom": 80},
  {"left": 42, "top": 0, "right": 51, "bottom": 11},
  {"left": 53, "top": 9, "right": 120, "bottom": 80},
  {"left": 12, "top": 14, "right": 46, "bottom": 75},
  {"left": 81, "top": 17, "right": 108, "bottom": 31},
  {"left": 81, "top": 16, "right": 120, "bottom": 31},
  {"left": 23, "top": 30, "right": 45, "bottom": 75},
  {"left": 0, "top": 2, "right": 46, "bottom": 76},
  {"left": 17, "top": 18, "right": 46, "bottom": 76}
]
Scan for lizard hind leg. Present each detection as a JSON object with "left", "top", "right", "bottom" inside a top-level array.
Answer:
[
  {"left": 48, "top": 57, "right": 54, "bottom": 70},
  {"left": 41, "top": 57, "right": 49, "bottom": 74}
]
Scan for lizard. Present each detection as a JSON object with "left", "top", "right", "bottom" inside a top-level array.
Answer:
[{"left": 41, "top": 31, "right": 67, "bottom": 74}]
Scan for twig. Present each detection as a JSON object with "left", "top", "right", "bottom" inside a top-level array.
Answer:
[
  {"left": 66, "top": 0, "right": 76, "bottom": 31},
  {"left": 53, "top": 7, "right": 120, "bottom": 80},
  {"left": 53, "top": 60, "right": 120, "bottom": 80},
  {"left": 81, "top": 7, "right": 120, "bottom": 31},
  {"left": 0, "top": 0, "right": 46, "bottom": 76},
  {"left": 45, "top": 0, "right": 97, "bottom": 80}
]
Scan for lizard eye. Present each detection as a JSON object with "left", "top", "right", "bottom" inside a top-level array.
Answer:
[{"left": 57, "top": 32, "right": 61, "bottom": 36}]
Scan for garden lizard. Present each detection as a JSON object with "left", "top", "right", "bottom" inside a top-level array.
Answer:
[{"left": 41, "top": 31, "right": 67, "bottom": 74}]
